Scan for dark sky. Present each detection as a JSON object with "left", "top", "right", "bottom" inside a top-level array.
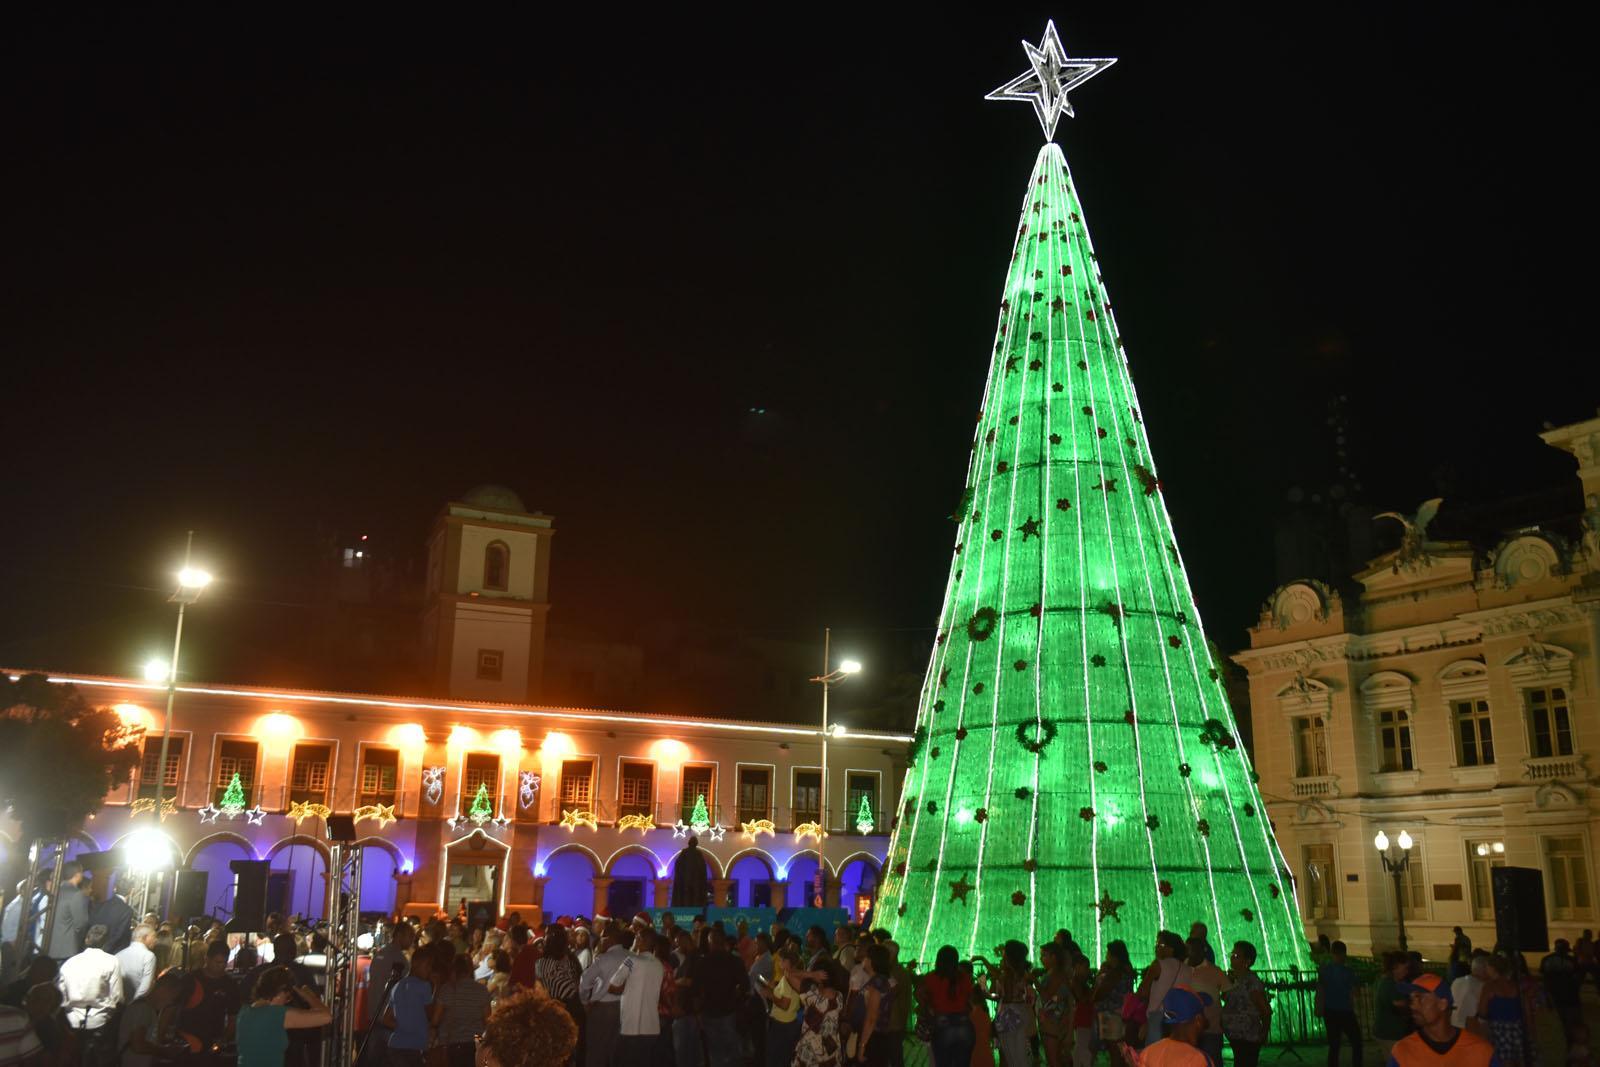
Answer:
[{"left": 4, "top": 8, "right": 1596, "bottom": 699}]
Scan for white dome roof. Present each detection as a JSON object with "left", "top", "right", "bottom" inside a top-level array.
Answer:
[{"left": 460, "top": 484, "right": 527, "bottom": 513}]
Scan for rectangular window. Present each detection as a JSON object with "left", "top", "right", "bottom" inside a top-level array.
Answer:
[
  {"left": 464, "top": 753, "right": 500, "bottom": 801},
  {"left": 215, "top": 740, "right": 258, "bottom": 804},
  {"left": 1454, "top": 699, "right": 1495, "bottom": 766},
  {"left": 846, "top": 773, "right": 878, "bottom": 833},
  {"left": 289, "top": 744, "right": 332, "bottom": 803},
  {"left": 559, "top": 759, "right": 595, "bottom": 809},
  {"left": 1377, "top": 709, "right": 1413, "bottom": 772},
  {"left": 138, "top": 736, "right": 185, "bottom": 799},
  {"left": 737, "top": 767, "right": 771, "bottom": 823},
  {"left": 793, "top": 770, "right": 821, "bottom": 826},
  {"left": 476, "top": 649, "right": 504, "bottom": 682},
  {"left": 1400, "top": 843, "right": 1427, "bottom": 919},
  {"left": 680, "top": 765, "right": 714, "bottom": 822},
  {"left": 360, "top": 748, "right": 400, "bottom": 804},
  {"left": 1467, "top": 840, "right": 1506, "bottom": 921},
  {"left": 618, "top": 761, "right": 652, "bottom": 817},
  {"left": 1293, "top": 716, "right": 1329, "bottom": 777},
  {"left": 1527, "top": 687, "right": 1573, "bottom": 759},
  {"left": 1302, "top": 843, "right": 1339, "bottom": 920},
  {"left": 1545, "top": 836, "right": 1594, "bottom": 920}
]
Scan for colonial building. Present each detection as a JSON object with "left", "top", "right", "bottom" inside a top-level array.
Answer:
[
  {"left": 2, "top": 670, "right": 906, "bottom": 926},
  {"left": 2, "top": 484, "right": 909, "bottom": 926},
  {"left": 1236, "top": 414, "right": 1600, "bottom": 956}
]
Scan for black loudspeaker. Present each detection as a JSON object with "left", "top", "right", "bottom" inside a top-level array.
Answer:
[
  {"left": 170, "top": 869, "right": 209, "bottom": 922},
  {"left": 1492, "top": 866, "right": 1549, "bottom": 953},
  {"left": 326, "top": 814, "right": 358, "bottom": 842},
  {"left": 226, "top": 859, "right": 270, "bottom": 933}
]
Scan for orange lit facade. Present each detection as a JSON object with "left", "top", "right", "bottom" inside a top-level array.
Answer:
[{"left": 5, "top": 671, "right": 909, "bottom": 925}]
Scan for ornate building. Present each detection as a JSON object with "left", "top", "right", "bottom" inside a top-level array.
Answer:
[
  {"left": 2, "top": 484, "right": 909, "bottom": 926},
  {"left": 1236, "top": 414, "right": 1600, "bottom": 956}
]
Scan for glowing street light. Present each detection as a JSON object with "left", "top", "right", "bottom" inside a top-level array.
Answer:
[
  {"left": 143, "top": 659, "right": 172, "bottom": 683},
  {"left": 1374, "top": 828, "right": 1416, "bottom": 951},
  {"left": 148, "top": 532, "right": 213, "bottom": 823},
  {"left": 809, "top": 630, "right": 863, "bottom": 903}
]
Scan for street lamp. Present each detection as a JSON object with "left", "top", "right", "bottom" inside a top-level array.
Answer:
[
  {"left": 1374, "top": 829, "right": 1415, "bottom": 951},
  {"left": 808, "top": 629, "right": 861, "bottom": 908},
  {"left": 149, "top": 533, "right": 212, "bottom": 823}
]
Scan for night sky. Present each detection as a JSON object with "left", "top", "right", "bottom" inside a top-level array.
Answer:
[{"left": 5, "top": 9, "right": 1595, "bottom": 712}]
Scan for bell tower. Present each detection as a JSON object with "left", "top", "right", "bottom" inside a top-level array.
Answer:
[{"left": 421, "top": 485, "right": 554, "bottom": 702}]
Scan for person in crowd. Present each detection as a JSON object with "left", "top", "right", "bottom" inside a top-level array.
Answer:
[
  {"left": 22, "top": 982, "right": 73, "bottom": 1067},
  {"left": 609, "top": 928, "right": 666, "bottom": 1067},
  {"left": 1139, "top": 931, "right": 1189, "bottom": 1047},
  {"left": 87, "top": 877, "right": 134, "bottom": 955},
  {"left": 436, "top": 953, "right": 492, "bottom": 1067},
  {"left": 672, "top": 929, "right": 696, "bottom": 972},
  {"left": 479, "top": 987, "right": 580, "bottom": 1067},
  {"left": 383, "top": 941, "right": 442, "bottom": 1067},
  {"left": 1449, "top": 928, "right": 1474, "bottom": 982},
  {"left": 758, "top": 947, "right": 804, "bottom": 1067},
  {"left": 883, "top": 941, "right": 912, "bottom": 1067},
  {"left": 1317, "top": 940, "right": 1364, "bottom": 1067},
  {"left": 1, "top": 958, "right": 57, "bottom": 1010},
  {"left": 115, "top": 923, "right": 158, "bottom": 1003},
  {"left": 1036, "top": 943, "right": 1071, "bottom": 1067},
  {"left": 46, "top": 863, "right": 90, "bottom": 962},
  {"left": 1054, "top": 930, "right": 1083, "bottom": 965},
  {"left": 1542, "top": 939, "right": 1582, "bottom": 1038},
  {"left": 1451, "top": 954, "right": 1489, "bottom": 1035},
  {"left": 795, "top": 959, "right": 848, "bottom": 1067},
  {"left": 0, "top": 1003, "right": 44, "bottom": 1067},
  {"left": 2, "top": 875, "right": 51, "bottom": 960},
  {"left": 1372, "top": 952, "right": 1415, "bottom": 1057},
  {"left": 119, "top": 970, "right": 184, "bottom": 1067},
  {"left": 581, "top": 926, "right": 633, "bottom": 1067},
  {"left": 486, "top": 950, "right": 513, "bottom": 1004},
  {"left": 736, "top": 922, "right": 758, "bottom": 968},
  {"left": 1185, "top": 936, "right": 1231, "bottom": 1066},
  {"left": 1091, "top": 940, "right": 1135, "bottom": 1059},
  {"left": 854, "top": 944, "right": 896, "bottom": 1067},
  {"left": 1576, "top": 931, "right": 1597, "bottom": 989},
  {"left": 965, "top": 960, "right": 992, "bottom": 1067},
  {"left": 537, "top": 923, "right": 586, "bottom": 1044},
  {"left": 362, "top": 918, "right": 413, "bottom": 1061},
  {"left": 510, "top": 924, "right": 542, "bottom": 990},
  {"left": 179, "top": 940, "right": 241, "bottom": 1062},
  {"left": 1221, "top": 940, "right": 1271, "bottom": 1067},
  {"left": 745, "top": 932, "right": 775, "bottom": 1067},
  {"left": 982, "top": 940, "right": 1035, "bottom": 1067},
  {"left": 1141, "top": 986, "right": 1212, "bottom": 1067},
  {"left": 1187, "top": 923, "right": 1217, "bottom": 966},
  {"left": 804, "top": 927, "right": 831, "bottom": 974},
  {"left": 650, "top": 931, "right": 678, "bottom": 1066},
  {"left": 693, "top": 926, "right": 750, "bottom": 1067},
  {"left": 1066, "top": 951, "right": 1094, "bottom": 1067},
  {"left": 1476, "top": 956, "right": 1530, "bottom": 1067},
  {"left": 1392, "top": 972, "right": 1498, "bottom": 1067},
  {"left": 573, "top": 926, "right": 595, "bottom": 972},
  {"left": 835, "top": 926, "right": 859, "bottom": 973},
  {"left": 55, "top": 924, "right": 121, "bottom": 1067},
  {"left": 235, "top": 964, "right": 332, "bottom": 1067}
]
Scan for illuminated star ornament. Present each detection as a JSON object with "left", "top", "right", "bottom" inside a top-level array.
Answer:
[
  {"left": 984, "top": 20, "right": 1115, "bottom": 141},
  {"left": 354, "top": 803, "right": 398, "bottom": 829},
  {"left": 561, "top": 809, "right": 599, "bottom": 831},
  {"left": 287, "top": 800, "right": 332, "bottom": 823},
  {"left": 243, "top": 806, "right": 267, "bottom": 826},
  {"left": 1092, "top": 891, "right": 1127, "bottom": 923},
  {"left": 950, "top": 874, "right": 975, "bottom": 903}
]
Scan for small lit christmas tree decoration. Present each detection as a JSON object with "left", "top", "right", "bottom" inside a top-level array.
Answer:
[
  {"left": 855, "top": 794, "right": 876, "bottom": 835},
  {"left": 219, "top": 773, "right": 247, "bottom": 815},
  {"left": 688, "top": 794, "right": 710, "bottom": 833},
  {"left": 877, "top": 22, "right": 1312, "bottom": 973},
  {"left": 468, "top": 784, "right": 493, "bottom": 826}
]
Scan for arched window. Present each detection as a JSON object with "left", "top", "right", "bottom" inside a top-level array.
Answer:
[{"left": 483, "top": 541, "right": 509, "bottom": 591}]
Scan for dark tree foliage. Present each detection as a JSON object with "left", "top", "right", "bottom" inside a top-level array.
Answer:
[{"left": 0, "top": 673, "right": 141, "bottom": 841}]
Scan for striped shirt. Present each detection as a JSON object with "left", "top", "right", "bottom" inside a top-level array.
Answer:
[
  {"left": 435, "top": 980, "right": 492, "bottom": 1045},
  {"left": 537, "top": 955, "right": 582, "bottom": 1002}
]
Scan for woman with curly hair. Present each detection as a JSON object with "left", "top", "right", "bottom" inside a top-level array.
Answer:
[{"left": 477, "top": 988, "right": 580, "bottom": 1067}]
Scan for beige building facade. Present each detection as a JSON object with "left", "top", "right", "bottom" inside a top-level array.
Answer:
[{"left": 1236, "top": 415, "right": 1600, "bottom": 957}]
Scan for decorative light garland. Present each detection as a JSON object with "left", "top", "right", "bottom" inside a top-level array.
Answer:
[
  {"left": 288, "top": 800, "right": 332, "bottom": 823},
  {"left": 616, "top": 812, "right": 654, "bottom": 833},
  {"left": 561, "top": 809, "right": 600, "bottom": 831},
  {"left": 353, "top": 803, "right": 397, "bottom": 829}
]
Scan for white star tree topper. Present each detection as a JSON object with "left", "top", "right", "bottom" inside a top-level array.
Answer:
[{"left": 985, "top": 20, "right": 1115, "bottom": 141}]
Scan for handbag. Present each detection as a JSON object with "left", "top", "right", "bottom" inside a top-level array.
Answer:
[{"left": 1119, "top": 993, "right": 1147, "bottom": 1025}]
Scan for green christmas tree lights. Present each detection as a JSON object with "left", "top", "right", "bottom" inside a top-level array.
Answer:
[
  {"left": 689, "top": 793, "right": 710, "bottom": 832},
  {"left": 218, "top": 772, "right": 246, "bottom": 815},
  {"left": 468, "top": 783, "right": 493, "bottom": 825},
  {"left": 856, "top": 794, "right": 876, "bottom": 835},
  {"left": 877, "top": 138, "right": 1311, "bottom": 972}
]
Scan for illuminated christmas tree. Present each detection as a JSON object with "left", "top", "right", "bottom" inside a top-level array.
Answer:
[
  {"left": 689, "top": 793, "right": 710, "bottom": 831},
  {"left": 218, "top": 772, "right": 247, "bottom": 815},
  {"left": 856, "top": 794, "right": 876, "bottom": 834},
  {"left": 878, "top": 23, "right": 1311, "bottom": 972},
  {"left": 468, "top": 783, "right": 493, "bottom": 824}
]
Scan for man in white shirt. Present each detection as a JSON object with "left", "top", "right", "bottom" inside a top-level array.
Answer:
[
  {"left": 1450, "top": 952, "right": 1488, "bottom": 1030},
  {"left": 609, "top": 929, "right": 666, "bottom": 1067},
  {"left": 56, "top": 924, "right": 123, "bottom": 1067},
  {"left": 1, "top": 876, "right": 50, "bottom": 957},
  {"left": 115, "top": 923, "right": 158, "bottom": 1003},
  {"left": 580, "top": 927, "right": 634, "bottom": 1067}
]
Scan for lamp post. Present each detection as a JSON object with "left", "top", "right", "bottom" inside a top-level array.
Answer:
[
  {"left": 148, "top": 532, "right": 212, "bottom": 823},
  {"left": 1374, "top": 829, "right": 1415, "bottom": 952},
  {"left": 808, "top": 627, "right": 860, "bottom": 908}
]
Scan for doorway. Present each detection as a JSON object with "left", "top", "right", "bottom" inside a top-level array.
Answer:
[
  {"left": 446, "top": 863, "right": 499, "bottom": 916},
  {"left": 607, "top": 879, "right": 644, "bottom": 919}
]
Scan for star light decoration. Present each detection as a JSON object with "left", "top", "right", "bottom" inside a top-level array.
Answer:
[
  {"left": 287, "top": 800, "right": 332, "bottom": 824},
  {"left": 617, "top": 813, "right": 656, "bottom": 833},
  {"left": 130, "top": 797, "right": 178, "bottom": 820},
  {"left": 561, "top": 809, "right": 599, "bottom": 831},
  {"left": 671, "top": 818, "right": 727, "bottom": 842},
  {"left": 354, "top": 804, "right": 397, "bottom": 829},
  {"left": 1092, "top": 891, "right": 1128, "bottom": 923},
  {"left": 741, "top": 819, "right": 776, "bottom": 840},
  {"left": 793, "top": 821, "right": 826, "bottom": 843},
  {"left": 984, "top": 20, "right": 1115, "bottom": 141}
]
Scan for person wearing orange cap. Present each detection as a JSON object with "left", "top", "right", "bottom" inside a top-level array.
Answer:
[{"left": 1388, "top": 973, "right": 1500, "bottom": 1067}]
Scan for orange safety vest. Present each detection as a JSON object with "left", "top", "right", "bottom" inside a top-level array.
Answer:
[{"left": 1389, "top": 1028, "right": 1496, "bottom": 1067}]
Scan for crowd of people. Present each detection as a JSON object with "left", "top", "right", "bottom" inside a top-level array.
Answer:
[{"left": 350, "top": 911, "right": 1273, "bottom": 1067}]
